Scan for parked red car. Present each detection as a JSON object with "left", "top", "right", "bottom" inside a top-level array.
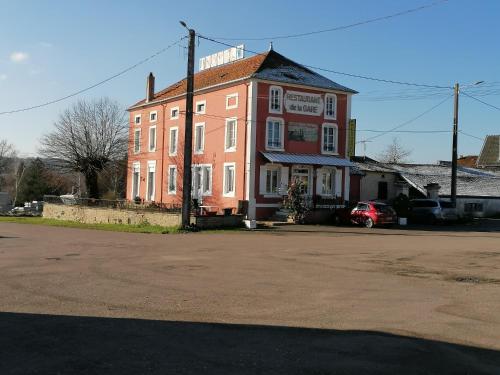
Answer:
[{"left": 350, "top": 201, "right": 397, "bottom": 228}]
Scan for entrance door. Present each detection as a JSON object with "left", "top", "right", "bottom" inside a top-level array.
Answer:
[{"left": 291, "top": 166, "right": 312, "bottom": 195}]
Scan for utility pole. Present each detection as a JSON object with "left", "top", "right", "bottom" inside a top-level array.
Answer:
[
  {"left": 180, "top": 22, "right": 195, "bottom": 228},
  {"left": 451, "top": 83, "right": 459, "bottom": 207}
]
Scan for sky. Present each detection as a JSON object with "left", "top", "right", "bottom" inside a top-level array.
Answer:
[{"left": 0, "top": 0, "right": 499, "bottom": 162}]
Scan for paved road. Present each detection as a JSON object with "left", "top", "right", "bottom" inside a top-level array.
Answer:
[{"left": 1, "top": 223, "right": 500, "bottom": 374}]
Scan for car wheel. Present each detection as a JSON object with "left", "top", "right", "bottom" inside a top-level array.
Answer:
[{"left": 364, "top": 218, "right": 374, "bottom": 228}]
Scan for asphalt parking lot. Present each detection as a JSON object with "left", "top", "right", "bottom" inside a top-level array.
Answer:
[{"left": 1, "top": 222, "right": 500, "bottom": 374}]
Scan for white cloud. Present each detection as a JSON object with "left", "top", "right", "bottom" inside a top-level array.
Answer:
[
  {"left": 0, "top": 74, "right": 7, "bottom": 81},
  {"left": 10, "top": 51, "right": 29, "bottom": 63}
]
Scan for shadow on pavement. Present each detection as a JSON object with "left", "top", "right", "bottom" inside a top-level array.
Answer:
[{"left": 1, "top": 312, "right": 499, "bottom": 374}]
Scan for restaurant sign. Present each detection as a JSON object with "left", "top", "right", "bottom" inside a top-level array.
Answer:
[
  {"left": 284, "top": 91, "right": 324, "bottom": 116},
  {"left": 288, "top": 122, "right": 318, "bottom": 142}
]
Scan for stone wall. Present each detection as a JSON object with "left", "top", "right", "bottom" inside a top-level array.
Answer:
[{"left": 43, "top": 203, "right": 182, "bottom": 227}]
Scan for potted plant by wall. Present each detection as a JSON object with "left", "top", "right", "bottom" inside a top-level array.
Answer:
[
  {"left": 392, "top": 193, "right": 410, "bottom": 225},
  {"left": 283, "top": 179, "right": 309, "bottom": 224},
  {"left": 134, "top": 196, "right": 141, "bottom": 205}
]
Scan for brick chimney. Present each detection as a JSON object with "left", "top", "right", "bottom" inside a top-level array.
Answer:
[{"left": 146, "top": 72, "right": 155, "bottom": 103}]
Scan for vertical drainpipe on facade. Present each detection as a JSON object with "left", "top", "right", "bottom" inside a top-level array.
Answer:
[
  {"left": 159, "top": 103, "right": 166, "bottom": 204},
  {"left": 244, "top": 80, "right": 257, "bottom": 220},
  {"left": 242, "top": 82, "right": 249, "bottom": 205}
]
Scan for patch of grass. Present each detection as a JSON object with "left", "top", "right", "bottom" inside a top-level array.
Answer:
[{"left": 0, "top": 216, "right": 182, "bottom": 234}]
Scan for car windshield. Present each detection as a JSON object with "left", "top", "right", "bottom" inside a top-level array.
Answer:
[
  {"left": 439, "top": 200, "right": 453, "bottom": 208},
  {"left": 411, "top": 200, "right": 438, "bottom": 208}
]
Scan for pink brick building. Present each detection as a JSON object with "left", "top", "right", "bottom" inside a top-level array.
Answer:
[{"left": 127, "top": 49, "right": 357, "bottom": 220}]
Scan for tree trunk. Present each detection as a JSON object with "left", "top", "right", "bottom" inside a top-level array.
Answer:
[{"left": 84, "top": 169, "right": 99, "bottom": 199}]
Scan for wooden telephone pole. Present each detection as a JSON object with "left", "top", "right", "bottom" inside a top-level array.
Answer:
[{"left": 180, "top": 22, "right": 195, "bottom": 228}]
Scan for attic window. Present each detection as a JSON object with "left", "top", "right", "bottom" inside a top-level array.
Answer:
[{"left": 283, "top": 72, "right": 298, "bottom": 80}]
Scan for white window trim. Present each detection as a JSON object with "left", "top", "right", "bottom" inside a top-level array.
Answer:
[
  {"left": 265, "top": 117, "right": 285, "bottom": 151},
  {"left": 194, "top": 122, "right": 205, "bottom": 154},
  {"left": 321, "top": 123, "right": 339, "bottom": 155},
  {"left": 195, "top": 100, "right": 206, "bottom": 115},
  {"left": 133, "top": 128, "right": 141, "bottom": 154},
  {"left": 167, "top": 165, "right": 177, "bottom": 195},
  {"left": 223, "top": 162, "right": 236, "bottom": 197},
  {"left": 146, "top": 160, "right": 156, "bottom": 202},
  {"left": 269, "top": 85, "right": 283, "bottom": 114},
  {"left": 131, "top": 162, "right": 140, "bottom": 200},
  {"left": 170, "top": 106, "right": 179, "bottom": 119},
  {"left": 317, "top": 167, "right": 337, "bottom": 197},
  {"left": 324, "top": 93, "right": 337, "bottom": 120},
  {"left": 192, "top": 163, "right": 213, "bottom": 197},
  {"left": 149, "top": 110, "right": 158, "bottom": 123},
  {"left": 148, "top": 125, "right": 157, "bottom": 152},
  {"left": 225, "top": 93, "right": 239, "bottom": 109},
  {"left": 260, "top": 163, "right": 282, "bottom": 197},
  {"left": 224, "top": 117, "right": 238, "bottom": 152},
  {"left": 134, "top": 114, "right": 141, "bottom": 125},
  {"left": 169, "top": 127, "right": 178, "bottom": 156}
]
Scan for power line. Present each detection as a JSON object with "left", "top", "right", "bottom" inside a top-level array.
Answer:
[
  {"left": 357, "top": 95, "right": 453, "bottom": 143},
  {"left": 207, "top": 0, "right": 449, "bottom": 41},
  {"left": 461, "top": 91, "right": 500, "bottom": 112},
  {"left": 459, "top": 130, "right": 484, "bottom": 141},
  {"left": 197, "top": 35, "right": 452, "bottom": 89},
  {"left": 0, "top": 36, "right": 187, "bottom": 116}
]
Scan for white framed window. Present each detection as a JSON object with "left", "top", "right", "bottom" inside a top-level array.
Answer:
[
  {"left": 321, "top": 123, "right": 338, "bottom": 154},
  {"left": 194, "top": 122, "right": 205, "bottom": 154},
  {"left": 149, "top": 111, "right": 157, "bottom": 122},
  {"left": 259, "top": 164, "right": 288, "bottom": 196},
  {"left": 192, "top": 164, "right": 212, "bottom": 198},
  {"left": 269, "top": 86, "right": 283, "bottom": 114},
  {"left": 324, "top": 94, "right": 337, "bottom": 120},
  {"left": 133, "top": 129, "right": 141, "bottom": 154},
  {"left": 226, "top": 93, "right": 238, "bottom": 109},
  {"left": 316, "top": 167, "right": 336, "bottom": 196},
  {"left": 134, "top": 114, "right": 141, "bottom": 125},
  {"left": 291, "top": 165, "right": 312, "bottom": 195},
  {"left": 131, "top": 162, "right": 140, "bottom": 199},
  {"left": 167, "top": 165, "right": 177, "bottom": 194},
  {"left": 195, "top": 100, "right": 206, "bottom": 114},
  {"left": 170, "top": 106, "right": 179, "bottom": 119},
  {"left": 169, "top": 127, "right": 178, "bottom": 156},
  {"left": 225, "top": 118, "right": 237, "bottom": 152},
  {"left": 148, "top": 126, "right": 157, "bottom": 152},
  {"left": 223, "top": 163, "right": 236, "bottom": 197},
  {"left": 146, "top": 161, "right": 156, "bottom": 201},
  {"left": 265, "top": 117, "right": 284, "bottom": 151}
]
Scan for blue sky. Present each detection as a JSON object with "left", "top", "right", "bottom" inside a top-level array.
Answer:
[{"left": 1, "top": 0, "right": 499, "bottom": 162}]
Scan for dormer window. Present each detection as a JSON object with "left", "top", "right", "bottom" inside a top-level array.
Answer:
[
  {"left": 269, "top": 86, "right": 283, "bottom": 114},
  {"left": 324, "top": 94, "right": 337, "bottom": 120}
]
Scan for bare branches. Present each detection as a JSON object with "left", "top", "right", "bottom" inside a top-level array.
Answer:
[
  {"left": 39, "top": 98, "right": 128, "bottom": 198},
  {"left": 377, "top": 137, "right": 412, "bottom": 164}
]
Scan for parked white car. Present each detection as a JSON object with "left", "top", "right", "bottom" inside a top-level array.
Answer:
[{"left": 409, "top": 199, "right": 459, "bottom": 224}]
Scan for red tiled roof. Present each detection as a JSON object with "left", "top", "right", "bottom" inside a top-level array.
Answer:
[
  {"left": 129, "top": 52, "right": 269, "bottom": 109},
  {"left": 457, "top": 155, "right": 478, "bottom": 168}
]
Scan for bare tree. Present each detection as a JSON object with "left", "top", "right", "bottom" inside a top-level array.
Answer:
[
  {"left": 377, "top": 137, "right": 412, "bottom": 164},
  {"left": 0, "top": 139, "right": 17, "bottom": 191},
  {"left": 40, "top": 98, "right": 128, "bottom": 198}
]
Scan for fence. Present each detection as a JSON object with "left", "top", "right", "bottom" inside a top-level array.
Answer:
[{"left": 43, "top": 195, "right": 181, "bottom": 213}]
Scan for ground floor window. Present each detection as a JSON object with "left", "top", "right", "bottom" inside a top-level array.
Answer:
[
  {"left": 192, "top": 164, "right": 212, "bottom": 198},
  {"left": 259, "top": 164, "right": 288, "bottom": 196},
  {"left": 291, "top": 166, "right": 312, "bottom": 195},
  {"left": 132, "top": 162, "right": 140, "bottom": 199},
  {"left": 168, "top": 165, "right": 177, "bottom": 194},
  {"left": 223, "top": 163, "right": 236, "bottom": 197},
  {"left": 318, "top": 168, "right": 336, "bottom": 196},
  {"left": 146, "top": 161, "right": 156, "bottom": 201}
]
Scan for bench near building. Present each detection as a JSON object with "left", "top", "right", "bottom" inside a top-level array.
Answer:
[{"left": 127, "top": 46, "right": 357, "bottom": 220}]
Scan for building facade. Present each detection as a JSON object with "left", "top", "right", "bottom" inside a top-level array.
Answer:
[{"left": 127, "top": 49, "right": 357, "bottom": 219}]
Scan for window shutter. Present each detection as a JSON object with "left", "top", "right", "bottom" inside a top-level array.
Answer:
[
  {"left": 279, "top": 166, "right": 289, "bottom": 195},
  {"left": 335, "top": 169, "right": 343, "bottom": 198},
  {"left": 259, "top": 166, "right": 267, "bottom": 194},
  {"left": 316, "top": 169, "right": 323, "bottom": 195}
]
